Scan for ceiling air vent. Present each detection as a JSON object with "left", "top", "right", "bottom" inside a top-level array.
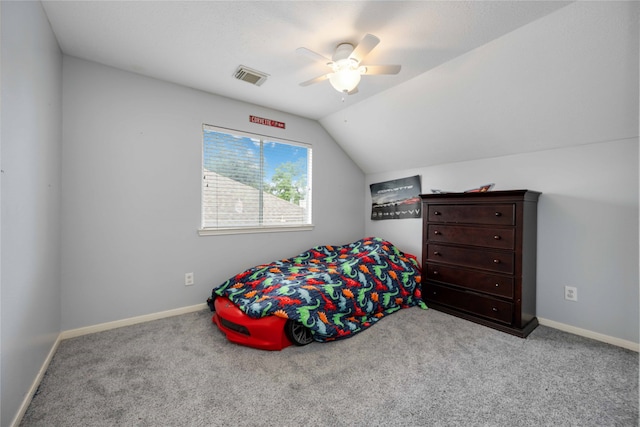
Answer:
[{"left": 233, "top": 65, "right": 269, "bottom": 86}]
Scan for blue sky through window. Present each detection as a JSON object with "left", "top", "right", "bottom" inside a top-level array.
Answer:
[{"left": 263, "top": 140, "right": 307, "bottom": 182}]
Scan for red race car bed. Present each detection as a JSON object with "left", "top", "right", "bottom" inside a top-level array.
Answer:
[{"left": 208, "top": 237, "right": 426, "bottom": 350}]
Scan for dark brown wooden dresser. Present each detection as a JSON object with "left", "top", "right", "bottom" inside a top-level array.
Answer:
[{"left": 420, "top": 190, "right": 541, "bottom": 337}]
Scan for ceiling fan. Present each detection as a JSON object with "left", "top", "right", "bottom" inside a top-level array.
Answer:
[{"left": 297, "top": 34, "right": 401, "bottom": 95}]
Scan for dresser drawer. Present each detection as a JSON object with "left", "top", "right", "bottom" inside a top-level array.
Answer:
[
  {"left": 425, "top": 264, "right": 514, "bottom": 298},
  {"left": 428, "top": 204, "right": 515, "bottom": 225},
  {"left": 426, "top": 244, "right": 514, "bottom": 274},
  {"left": 427, "top": 224, "right": 515, "bottom": 250},
  {"left": 424, "top": 283, "right": 513, "bottom": 324}
]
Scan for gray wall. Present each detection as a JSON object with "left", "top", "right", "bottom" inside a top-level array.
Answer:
[
  {"left": 1, "top": 1, "right": 63, "bottom": 425},
  {"left": 61, "top": 56, "right": 365, "bottom": 330},
  {"left": 365, "top": 140, "right": 639, "bottom": 344}
]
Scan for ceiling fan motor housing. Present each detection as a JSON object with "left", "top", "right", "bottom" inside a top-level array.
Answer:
[{"left": 333, "top": 43, "right": 354, "bottom": 61}]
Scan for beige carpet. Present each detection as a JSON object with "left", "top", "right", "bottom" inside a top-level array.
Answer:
[{"left": 21, "top": 307, "right": 639, "bottom": 426}]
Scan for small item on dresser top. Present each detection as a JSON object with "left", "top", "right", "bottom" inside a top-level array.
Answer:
[
  {"left": 431, "top": 183, "right": 495, "bottom": 194},
  {"left": 464, "top": 183, "right": 495, "bottom": 193}
]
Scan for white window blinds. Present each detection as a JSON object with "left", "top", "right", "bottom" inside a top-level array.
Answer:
[{"left": 202, "top": 125, "right": 312, "bottom": 231}]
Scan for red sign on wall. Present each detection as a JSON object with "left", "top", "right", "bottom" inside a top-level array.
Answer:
[{"left": 250, "top": 115, "right": 285, "bottom": 129}]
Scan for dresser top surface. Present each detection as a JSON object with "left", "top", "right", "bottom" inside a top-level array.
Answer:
[{"left": 420, "top": 189, "right": 540, "bottom": 202}]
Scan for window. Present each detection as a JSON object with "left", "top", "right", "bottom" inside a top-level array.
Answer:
[{"left": 200, "top": 124, "right": 312, "bottom": 235}]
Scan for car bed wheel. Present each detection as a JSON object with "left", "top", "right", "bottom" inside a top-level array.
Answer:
[{"left": 284, "top": 320, "right": 313, "bottom": 346}]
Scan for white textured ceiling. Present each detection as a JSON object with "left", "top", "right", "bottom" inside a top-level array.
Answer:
[{"left": 41, "top": 1, "right": 571, "bottom": 121}]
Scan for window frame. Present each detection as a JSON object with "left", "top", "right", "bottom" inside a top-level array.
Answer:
[{"left": 198, "top": 124, "right": 313, "bottom": 236}]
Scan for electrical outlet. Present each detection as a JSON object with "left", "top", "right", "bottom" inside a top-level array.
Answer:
[
  {"left": 564, "top": 286, "right": 577, "bottom": 302},
  {"left": 185, "top": 272, "right": 194, "bottom": 286}
]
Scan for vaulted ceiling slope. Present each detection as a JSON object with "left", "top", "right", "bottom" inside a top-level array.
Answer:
[
  {"left": 321, "top": 1, "right": 639, "bottom": 173},
  {"left": 42, "top": 1, "right": 638, "bottom": 173}
]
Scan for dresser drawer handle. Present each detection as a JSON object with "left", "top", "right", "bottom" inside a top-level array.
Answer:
[
  {"left": 495, "top": 212, "right": 502, "bottom": 217},
  {"left": 434, "top": 251, "right": 441, "bottom": 256},
  {"left": 492, "top": 307, "right": 498, "bottom": 312},
  {"left": 494, "top": 235, "right": 501, "bottom": 240},
  {"left": 434, "top": 230, "right": 441, "bottom": 235},
  {"left": 433, "top": 211, "right": 441, "bottom": 215},
  {"left": 433, "top": 271, "right": 439, "bottom": 276},
  {"left": 493, "top": 259, "right": 500, "bottom": 264},
  {"left": 495, "top": 283, "right": 500, "bottom": 287}
]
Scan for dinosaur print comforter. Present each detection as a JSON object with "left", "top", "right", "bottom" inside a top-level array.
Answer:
[{"left": 212, "top": 237, "right": 426, "bottom": 342}]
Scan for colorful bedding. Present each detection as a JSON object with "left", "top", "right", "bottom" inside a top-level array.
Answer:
[{"left": 212, "top": 237, "right": 426, "bottom": 342}]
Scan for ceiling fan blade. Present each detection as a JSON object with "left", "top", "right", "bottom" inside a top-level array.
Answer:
[
  {"left": 349, "top": 34, "right": 380, "bottom": 63},
  {"left": 296, "top": 47, "right": 332, "bottom": 66},
  {"left": 299, "top": 73, "right": 331, "bottom": 87},
  {"left": 362, "top": 65, "right": 401, "bottom": 75}
]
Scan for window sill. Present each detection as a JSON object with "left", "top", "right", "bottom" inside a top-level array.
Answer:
[{"left": 198, "top": 224, "right": 314, "bottom": 236}]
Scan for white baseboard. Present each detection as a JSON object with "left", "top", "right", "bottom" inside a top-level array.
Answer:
[
  {"left": 12, "top": 303, "right": 209, "bottom": 427},
  {"left": 11, "top": 334, "right": 62, "bottom": 427},
  {"left": 538, "top": 317, "right": 639, "bottom": 352},
  {"left": 60, "top": 303, "right": 209, "bottom": 340}
]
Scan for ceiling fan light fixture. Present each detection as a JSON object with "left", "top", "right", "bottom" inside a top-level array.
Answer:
[
  {"left": 329, "top": 70, "right": 361, "bottom": 93},
  {"left": 329, "top": 59, "right": 361, "bottom": 93}
]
